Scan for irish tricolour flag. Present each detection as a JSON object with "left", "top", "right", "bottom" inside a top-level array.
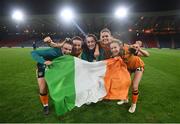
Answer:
[{"left": 45, "top": 55, "right": 131, "bottom": 115}]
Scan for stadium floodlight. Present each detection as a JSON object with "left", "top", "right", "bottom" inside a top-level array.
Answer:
[
  {"left": 60, "top": 7, "right": 74, "bottom": 22},
  {"left": 114, "top": 7, "right": 128, "bottom": 18},
  {"left": 12, "top": 10, "right": 24, "bottom": 22}
]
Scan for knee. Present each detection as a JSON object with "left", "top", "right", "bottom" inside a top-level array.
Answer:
[
  {"left": 132, "top": 84, "right": 138, "bottom": 91},
  {"left": 39, "top": 87, "right": 48, "bottom": 94}
]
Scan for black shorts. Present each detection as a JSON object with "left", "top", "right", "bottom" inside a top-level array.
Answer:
[{"left": 37, "top": 63, "right": 46, "bottom": 78}]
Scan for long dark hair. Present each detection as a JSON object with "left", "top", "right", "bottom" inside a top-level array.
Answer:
[{"left": 84, "top": 34, "right": 98, "bottom": 61}]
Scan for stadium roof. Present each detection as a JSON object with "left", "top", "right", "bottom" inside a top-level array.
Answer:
[{"left": 1, "top": 0, "right": 180, "bottom": 16}]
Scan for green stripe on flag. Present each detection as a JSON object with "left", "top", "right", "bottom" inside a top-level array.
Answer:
[{"left": 45, "top": 55, "right": 76, "bottom": 115}]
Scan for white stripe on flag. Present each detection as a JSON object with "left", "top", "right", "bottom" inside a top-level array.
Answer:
[{"left": 74, "top": 57, "right": 107, "bottom": 107}]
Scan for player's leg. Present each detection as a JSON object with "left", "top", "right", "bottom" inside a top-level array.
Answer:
[
  {"left": 36, "top": 63, "right": 49, "bottom": 115},
  {"left": 129, "top": 67, "right": 143, "bottom": 113}
]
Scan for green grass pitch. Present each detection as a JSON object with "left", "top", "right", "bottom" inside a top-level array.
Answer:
[{"left": 0, "top": 48, "right": 180, "bottom": 123}]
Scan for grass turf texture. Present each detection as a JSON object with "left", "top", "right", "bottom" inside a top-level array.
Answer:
[{"left": 0, "top": 48, "right": 180, "bottom": 123}]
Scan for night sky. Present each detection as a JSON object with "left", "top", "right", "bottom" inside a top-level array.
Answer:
[{"left": 0, "top": 0, "right": 180, "bottom": 16}]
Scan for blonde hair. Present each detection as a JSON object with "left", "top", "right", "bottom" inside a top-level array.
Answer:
[{"left": 111, "top": 38, "right": 123, "bottom": 46}]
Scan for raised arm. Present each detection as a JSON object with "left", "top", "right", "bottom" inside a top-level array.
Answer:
[
  {"left": 132, "top": 44, "right": 150, "bottom": 57},
  {"left": 94, "top": 42, "right": 100, "bottom": 59},
  {"left": 44, "top": 36, "right": 64, "bottom": 48},
  {"left": 137, "top": 48, "right": 150, "bottom": 57}
]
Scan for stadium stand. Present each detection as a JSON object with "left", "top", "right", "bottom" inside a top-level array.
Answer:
[{"left": 1, "top": 10, "right": 180, "bottom": 48}]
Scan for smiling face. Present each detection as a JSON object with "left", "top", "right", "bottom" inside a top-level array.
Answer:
[
  {"left": 73, "top": 39, "right": 82, "bottom": 54},
  {"left": 61, "top": 43, "right": 73, "bottom": 55},
  {"left": 110, "top": 42, "right": 120, "bottom": 57},
  {"left": 100, "top": 32, "right": 112, "bottom": 45},
  {"left": 86, "top": 36, "right": 96, "bottom": 50}
]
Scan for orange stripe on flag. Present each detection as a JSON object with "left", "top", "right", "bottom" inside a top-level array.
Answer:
[{"left": 104, "top": 57, "right": 131, "bottom": 100}]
